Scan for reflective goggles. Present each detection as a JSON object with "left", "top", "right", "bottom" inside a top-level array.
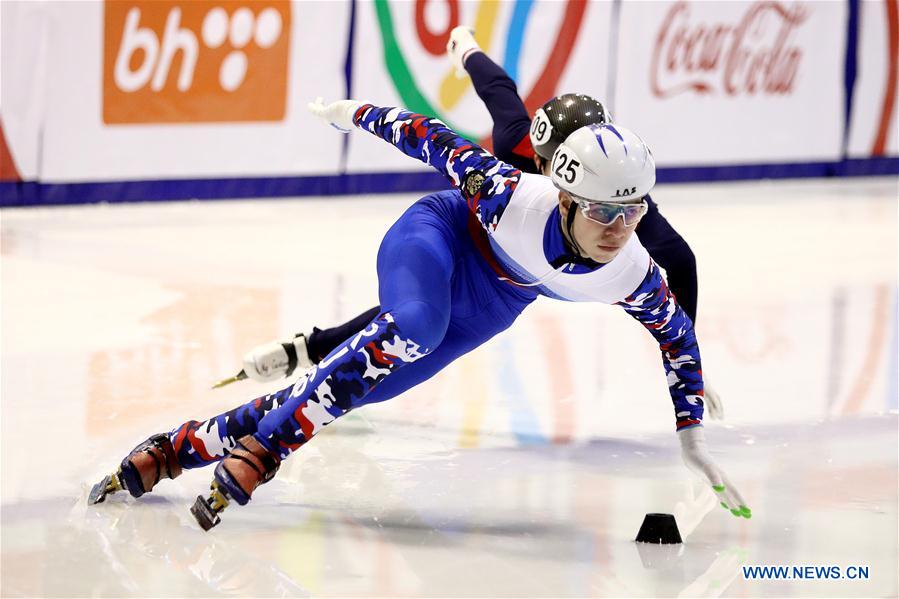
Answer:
[{"left": 575, "top": 197, "right": 648, "bottom": 226}]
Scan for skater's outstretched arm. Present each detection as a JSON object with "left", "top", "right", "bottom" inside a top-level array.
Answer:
[
  {"left": 617, "top": 261, "right": 750, "bottom": 518},
  {"left": 616, "top": 260, "right": 703, "bottom": 431},
  {"left": 310, "top": 99, "right": 521, "bottom": 233},
  {"left": 446, "top": 27, "right": 534, "bottom": 171},
  {"left": 465, "top": 52, "right": 532, "bottom": 169},
  {"left": 445, "top": 27, "right": 537, "bottom": 171}
]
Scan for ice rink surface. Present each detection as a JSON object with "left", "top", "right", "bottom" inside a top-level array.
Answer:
[{"left": 2, "top": 177, "right": 897, "bottom": 597}]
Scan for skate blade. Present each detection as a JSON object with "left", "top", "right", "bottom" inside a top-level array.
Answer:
[
  {"left": 190, "top": 496, "right": 221, "bottom": 531},
  {"left": 88, "top": 473, "right": 122, "bottom": 505},
  {"left": 190, "top": 482, "right": 230, "bottom": 531},
  {"left": 211, "top": 370, "right": 248, "bottom": 390}
]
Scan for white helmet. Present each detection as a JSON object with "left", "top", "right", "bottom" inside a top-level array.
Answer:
[{"left": 550, "top": 123, "right": 656, "bottom": 203}]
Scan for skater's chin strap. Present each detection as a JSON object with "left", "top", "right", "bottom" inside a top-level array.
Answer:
[
  {"left": 561, "top": 203, "right": 598, "bottom": 266},
  {"left": 546, "top": 206, "right": 601, "bottom": 271}
]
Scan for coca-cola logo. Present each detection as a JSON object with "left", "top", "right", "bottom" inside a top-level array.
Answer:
[{"left": 651, "top": 1, "right": 808, "bottom": 97}]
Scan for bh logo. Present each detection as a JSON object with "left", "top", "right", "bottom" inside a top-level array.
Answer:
[
  {"left": 103, "top": 1, "right": 290, "bottom": 124},
  {"left": 371, "top": 0, "right": 587, "bottom": 144}
]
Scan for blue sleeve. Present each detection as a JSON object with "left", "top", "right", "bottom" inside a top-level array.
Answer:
[
  {"left": 617, "top": 261, "right": 705, "bottom": 430},
  {"left": 353, "top": 104, "right": 521, "bottom": 233}
]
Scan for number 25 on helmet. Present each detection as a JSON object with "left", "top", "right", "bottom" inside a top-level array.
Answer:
[{"left": 550, "top": 123, "right": 656, "bottom": 205}]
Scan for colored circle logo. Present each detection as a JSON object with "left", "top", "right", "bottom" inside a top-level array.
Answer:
[{"left": 373, "top": 0, "right": 588, "bottom": 144}]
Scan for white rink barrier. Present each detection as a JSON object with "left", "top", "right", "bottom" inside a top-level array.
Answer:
[{"left": 1, "top": 0, "right": 896, "bottom": 204}]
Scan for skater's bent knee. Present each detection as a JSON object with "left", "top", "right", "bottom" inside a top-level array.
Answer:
[{"left": 389, "top": 300, "right": 449, "bottom": 350}]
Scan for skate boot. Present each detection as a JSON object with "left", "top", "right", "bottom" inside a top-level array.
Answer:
[
  {"left": 191, "top": 435, "right": 280, "bottom": 531},
  {"left": 88, "top": 434, "right": 183, "bottom": 504}
]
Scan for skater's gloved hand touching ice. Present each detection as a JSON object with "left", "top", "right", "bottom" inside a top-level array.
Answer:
[
  {"left": 678, "top": 426, "right": 751, "bottom": 519},
  {"left": 308, "top": 97, "right": 361, "bottom": 133}
]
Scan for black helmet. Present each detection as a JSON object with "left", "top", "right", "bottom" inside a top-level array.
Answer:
[{"left": 529, "top": 94, "right": 610, "bottom": 161}]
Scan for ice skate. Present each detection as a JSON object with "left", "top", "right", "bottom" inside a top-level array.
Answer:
[
  {"left": 88, "top": 433, "right": 183, "bottom": 504},
  {"left": 191, "top": 435, "right": 280, "bottom": 530},
  {"left": 213, "top": 333, "right": 313, "bottom": 389}
]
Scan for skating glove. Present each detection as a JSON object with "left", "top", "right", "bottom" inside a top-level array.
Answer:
[
  {"left": 678, "top": 426, "right": 751, "bottom": 519},
  {"left": 242, "top": 334, "right": 313, "bottom": 383},
  {"left": 308, "top": 97, "right": 362, "bottom": 133},
  {"left": 446, "top": 26, "right": 481, "bottom": 78}
]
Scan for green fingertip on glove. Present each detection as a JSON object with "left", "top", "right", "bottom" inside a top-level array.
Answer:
[
  {"left": 725, "top": 504, "right": 752, "bottom": 518},
  {"left": 712, "top": 485, "right": 752, "bottom": 518}
]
